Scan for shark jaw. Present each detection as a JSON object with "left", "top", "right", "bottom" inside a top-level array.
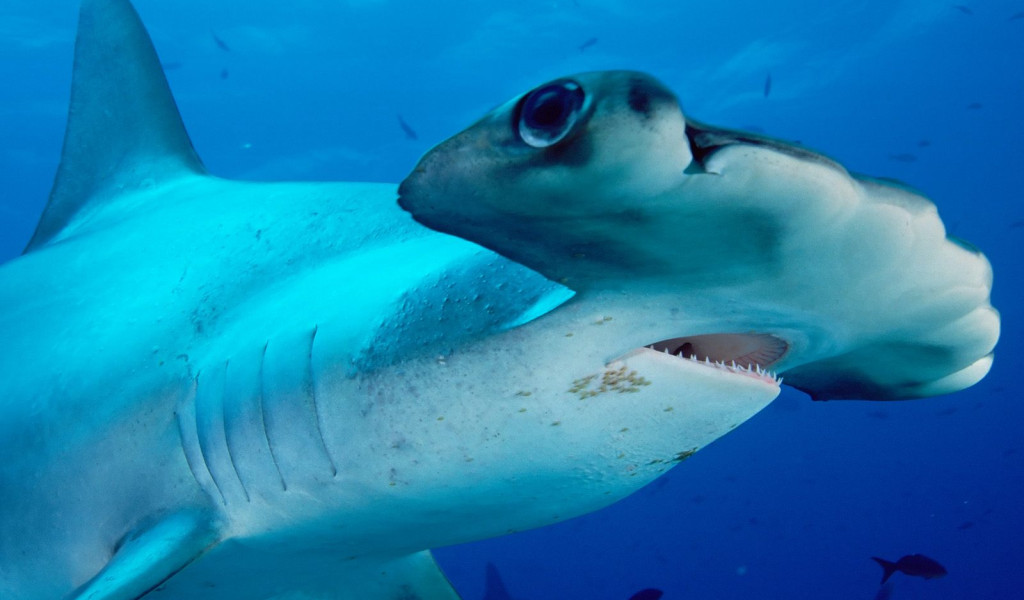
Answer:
[
  {"left": 616, "top": 346, "right": 782, "bottom": 387},
  {"left": 642, "top": 332, "right": 787, "bottom": 380}
]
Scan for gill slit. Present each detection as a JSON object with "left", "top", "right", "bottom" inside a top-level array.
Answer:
[
  {"left": 221, "top": 359, "right": 251, "bottom": 503},
  {"left": 259, "top": 340, "right": 288, "bottom": 491},
  {"left": 176, "top": 378, "right": 209, "bottom": 496},
  {"left": 309, "top": 325, "right": 338, "bottom": 477},
  {"left": 192, "top": 369, "right": 227, "bottom": 506}
]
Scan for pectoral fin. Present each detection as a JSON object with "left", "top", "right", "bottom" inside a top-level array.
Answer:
[
  {"left": 372, "top": 551, "right": 463, "bottom": 600},
  {"left": 68, "top": 511, "right": 219, "bottom": 600}
]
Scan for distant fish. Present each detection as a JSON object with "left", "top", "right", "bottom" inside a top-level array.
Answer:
[
  {"left": 219, "top": 68, "right": 229, "bottom": 80},
  {"left": 888, "top": 153, "right": 918, "bottom": 163},
  {"left": 953, "top": 5, "right": 974, "bottom": 15},
  {"left": 579, "top": 37, "right": 598, "bottom": 51},
  {"left": 917, "top": 139, "right": 932, "bottom": 147},
  {"left": 872, "top": 554, "right": 948, "bottom": 584},
  {"left": 967, "top": 102, "right": 983, "bottom": 109},
  {"left": 211, "top": 31, "right": 231, "bottom": 52},
  {"left": 957, "top": 520, "right": 976, "bottom": 530},
  {"left": 482, "top": 563, "right": 514, "bottom": 600},
  {"left": 1010, "top": 11, "right": 1024, "bottom": 20},
  {"left": 763, "top": 73, "right": 772, "bottom": 98},
  {"left": 628, "top": 589, "right": 664, "bottom": 600},
  {"left": 161, "top": 61, "right": 183, "bottom": 71},
  {"left": 397, "top": 114, "right": 418, "bottom": 140}
]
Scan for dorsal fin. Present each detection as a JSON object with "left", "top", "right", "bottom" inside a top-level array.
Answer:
[{"left": 26, "top": 0, "right": 205, "bottom": 252}]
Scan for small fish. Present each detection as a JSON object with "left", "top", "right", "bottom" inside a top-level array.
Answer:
[
  {"left": 397, "top": 114, "right": 418, "bottom": 140},
  {"left": 917, "top": 139, "right": 932, "bottom": 147},
  {"left": 953, "top": 5, "right": 974, "bottom": 15},
  {"left": 872, "top": 554, "right": 948, "bottom": 584},
  {"left": 211, "top": 31, "right": 231, "bottom": 52},
  {"left": 161, "top": 61, "right": 183, "bottom": 71},
  {"left": 482, "top": 563, "right": 516, "bottom": 600},
  {"left": 1010, "top": 11, "right": 1024, "bottom": 20},
  {"left": 957, "top": 521, "right": 976, "bottom": 530},
  {"left": 967, "top": 102, "right": 983, "bottom": 109},
  {"left": 628, "top": 589, "right": 664, "bottom": 600},
  {"left": 579, "top": 37, "right": 598, "bottom": 51},
  {"left": 888, "top": 153, "right": 918, "bottom": 163},
  {"left": 219, "top": 68, "right": 229, "bottom": 80},
  {"left": 763, "top": 73, "right": 772, "bottom": 98}
]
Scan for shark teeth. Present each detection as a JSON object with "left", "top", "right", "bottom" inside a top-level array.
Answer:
[{"left": 649, "top": 345, "right": 782, "bottom": 385}]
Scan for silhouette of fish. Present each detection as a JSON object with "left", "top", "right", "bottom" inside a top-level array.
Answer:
[
  {"left": 872, "top": 554, "right": 948, "bottom": 583},
  {"left": 397, "top": 114, "right": 418, "bottom": 140},
  {"left": 953, "top": 5, "right": 974, "bottom": 15},
  {"left": 763, "top": 73, "right": 772, "bottom": 97},
  {"left": 967, "top": 102, "right": 983, "bottom": 109},
  {"left": 211, "top": 30, "right": 231, "bottom": 51},
  {"left": 482, "top": 563, "right": 514, "bottom": 600},
  {"left": 1010, "top": 11, "right": 1024, "bottom": 20},
  {"left": 579, "top": 37, "right": 598, "bottom": 51},
  {"left": 628, "top": 589, "right": 664, "bottom": 600}
]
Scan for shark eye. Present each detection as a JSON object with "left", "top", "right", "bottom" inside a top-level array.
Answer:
[{"left": 517, "top": 80, "right": 585, "bottom": 148}]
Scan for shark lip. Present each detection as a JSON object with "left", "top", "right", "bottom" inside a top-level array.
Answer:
[{"left": 632, "top": 332, "right": 789, "bottom": 384}]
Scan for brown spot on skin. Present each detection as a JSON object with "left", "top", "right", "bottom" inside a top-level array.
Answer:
[
  {"left": 674, "top": 448, "right": 698, "bottom": 462},
  {"left": 569, "top": 366, "right": 650, "bottom": 398}
]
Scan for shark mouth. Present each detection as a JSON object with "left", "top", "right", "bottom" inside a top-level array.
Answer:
[{"left": 643, "top": 333, "right": 788, "bottom": 384}]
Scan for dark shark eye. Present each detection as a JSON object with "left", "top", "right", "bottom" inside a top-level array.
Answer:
[{"left": 517, "top": 80, "right": 585, "bottom": 148}]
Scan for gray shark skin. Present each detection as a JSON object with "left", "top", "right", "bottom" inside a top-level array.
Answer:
[{"left": 0, "top": 2, "right": 998, "bottom": 600}]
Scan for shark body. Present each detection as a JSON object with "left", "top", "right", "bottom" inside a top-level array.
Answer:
[{"left": 0, "top": 1, "right": 998, "bottom": 599}]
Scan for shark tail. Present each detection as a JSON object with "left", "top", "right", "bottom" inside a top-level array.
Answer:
[
  {"left": 871, "top": 556, "right": 899, "bottom": 584},
  {"left": 26, "top": 0, "right": 206, "bottom": 252}
]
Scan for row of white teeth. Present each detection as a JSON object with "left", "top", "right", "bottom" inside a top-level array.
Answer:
[{"left": 647, "top": 346, "right": 783, "bottom": 384}]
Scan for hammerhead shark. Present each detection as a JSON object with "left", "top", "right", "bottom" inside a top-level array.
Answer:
[{"left": 0, "top": 1, "right": 998, "bottom": 599}]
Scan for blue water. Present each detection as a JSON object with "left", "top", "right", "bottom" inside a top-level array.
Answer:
[{"left": 1, "top": 1, "right": 1021, "bottom": 598}]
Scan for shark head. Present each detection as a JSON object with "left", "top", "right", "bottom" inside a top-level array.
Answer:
[{"left": 399, "top": 70, "right": 999, "bottom": 401}]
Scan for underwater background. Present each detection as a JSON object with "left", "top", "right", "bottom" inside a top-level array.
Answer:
[{"left": 1, "top": 0, "right": 1020, "bottom": 598}]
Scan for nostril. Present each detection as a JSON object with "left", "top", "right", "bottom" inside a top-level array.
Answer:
[{"left": 627, "top": 82, "right": 652, "bottom": 118}]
